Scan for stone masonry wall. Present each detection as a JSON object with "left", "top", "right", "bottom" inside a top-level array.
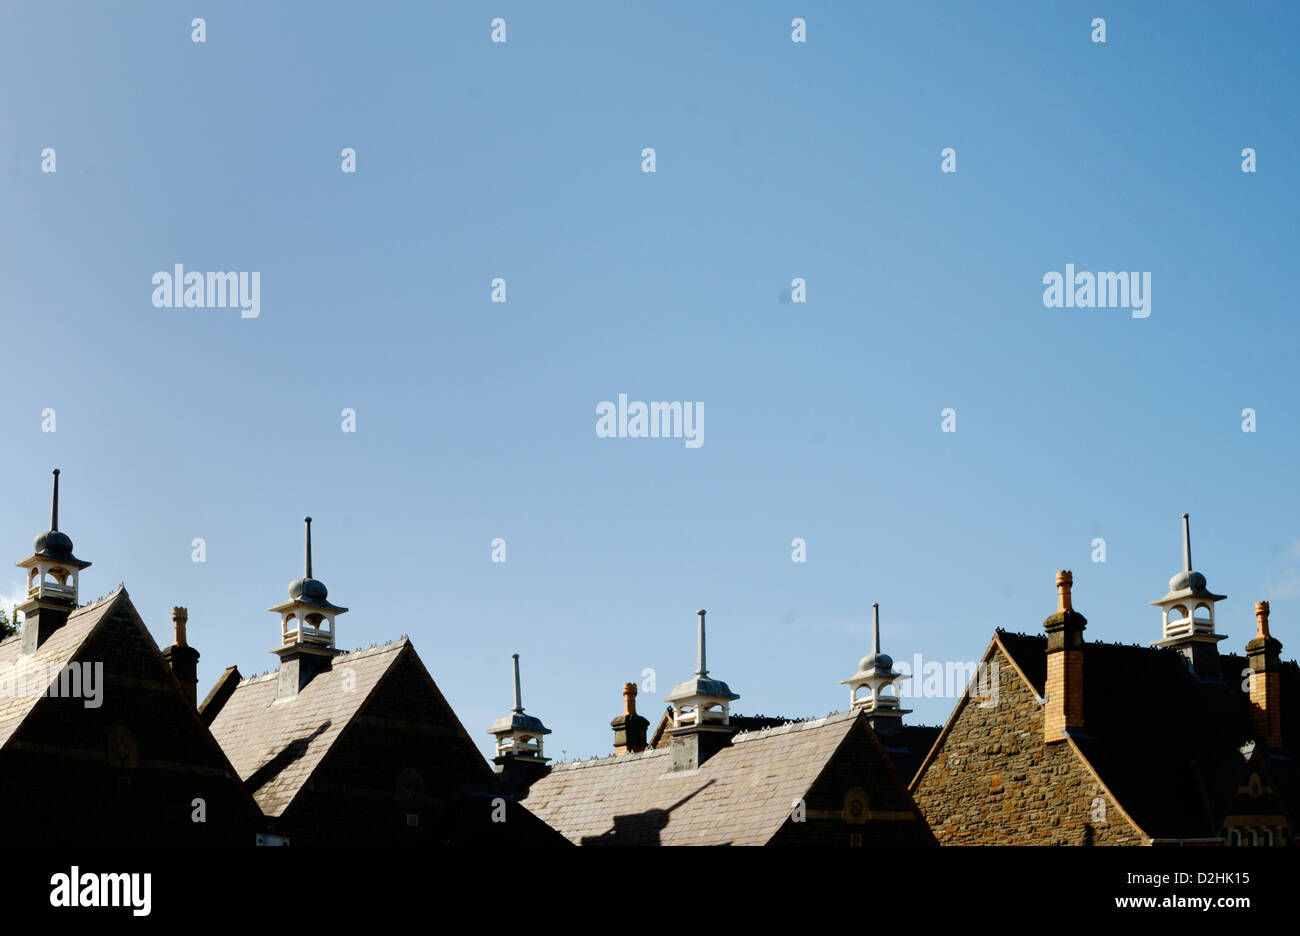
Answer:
[{"left": 911, "top": 645, "right": 1145, "bottom": 845}]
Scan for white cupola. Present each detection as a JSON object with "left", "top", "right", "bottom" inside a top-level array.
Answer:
[
  {"left": 1150, "top": 513, "right": 1227, "bottom": 679},
  {"left": 664, "top": 609, "right": 740, "bottom": 731},
  {"left": 16, "top": 469, "right": 92, "bottom": 654},
  {"left": 841, "top": 603, "right": 910, "bottom": 735},
  {"left": 268, "top": 517, "right": 347, "bottom": 698},
  {"left": 487, "top": 653, "right": 551, "bottom": 762}
]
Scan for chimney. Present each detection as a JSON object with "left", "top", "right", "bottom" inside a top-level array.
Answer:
[
  {"left": 1246, "top": 601, "right": 1283, "bottom": 750},
  {"left": 161, "top": 606, "right": 200, "bottom": 707},
  {"left": 611, "top": 682, "right": 650, "bottom": 754},
  {"left": 1043, "top": 570, "right": 1087, "bottom": 743}
]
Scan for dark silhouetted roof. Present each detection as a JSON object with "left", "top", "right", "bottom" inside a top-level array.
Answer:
[
  {"left": 995, "top": 630, "right": 1300, "bottom": 840},
  {"left": 208, "top": 638, "right": 414, "bottom": 816},
  {"left": 883, "top": 724, "right": 943, "bottom": 787}
]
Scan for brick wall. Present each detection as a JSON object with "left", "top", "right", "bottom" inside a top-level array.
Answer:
[{"left": 1044, "top": 650, "right": 1084, "bottom": 743}]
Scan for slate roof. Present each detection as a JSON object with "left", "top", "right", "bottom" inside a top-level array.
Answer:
[
  {"left": 994, "top": 630, "right": 1300, "bottom": 840},
  {"left": 882, "top": 724, "right": 943, "bottom": 787},
  {"left": 648, "top": 710, "right": 811, "bottom": 749},
  {"left": 647, "top": 708, "right": 938, "bottom": 785},
  {"left": 527, "top": 709, "right": 885, "bottom": 845},
  {"left": 207, "top": 638, "right": 409, "bottom": 816},
  {"left": 0, "top": 588, "right": 123, "bottom": 749}
]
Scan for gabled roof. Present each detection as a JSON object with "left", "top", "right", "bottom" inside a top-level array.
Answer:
[
  {"left": 882, "top": 724, "right": 943, "bottom": 787},
  {"left": 206, "top": 638, "right": 411, "bottom": 817},
  {"left": 526, "top": 709, "right": 913, "bottom": 845},
  {"left": 993, "top": 630, "right": 1300, "bottom": 840},
  {"left": 0, "top": 588, "right": 124, "bottom": 749}
]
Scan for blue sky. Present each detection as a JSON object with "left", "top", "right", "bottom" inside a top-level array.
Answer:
[{"left": 1, "top": 2, "right": 1298, "bottom": 761}]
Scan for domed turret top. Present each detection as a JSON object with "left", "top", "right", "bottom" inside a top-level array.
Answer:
[
  {"left": 268, "top": 517, "right": 347, "bottom": 617},
  {"left": 1154, "top": 513, "right": 1225, "bottom": 602},
  {"left": 860, "top": 650, "right": 894, "bottom": 673},
  {"left": 29, "top": 469, "right": 89, "bottom": 567},
  {"left": 841, "top": 602, "right": 910, "bottom": 718},
  {"left": 288, "top": 517, "right": 336, "bottom": 605}
]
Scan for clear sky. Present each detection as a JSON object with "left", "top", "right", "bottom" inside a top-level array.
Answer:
[{"left": 2, "top": 2, "right": 1297, "bottom": 762}]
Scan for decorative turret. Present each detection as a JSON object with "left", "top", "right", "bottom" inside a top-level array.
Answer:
[
  {"left": 1150, "top": 514, "right": 1226, "bottom": 679},
  {"left": 840, "top": 603, "right": 910, "bottom": 739},
  {"left": 268, "top": 517, "right": 347, "bottom": 698},
  {"left": 663, "top": 610, "right": 740, "bottom": 771},
  {"left": 16, "top": 470, "right": 91, "bottom": 654},
  {"left": 487, "top": 653, "right": 551, "bottom": 798}
]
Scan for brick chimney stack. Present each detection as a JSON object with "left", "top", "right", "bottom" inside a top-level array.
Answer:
[
  {"left": 1246, "top": 601, "right": 1283, "bottom": 750},
  {"left": 611, "top": 682, "right": 650, "bottom": 754},
  {"left": 161, "top": 606, "right": 200, "bottom": 707},
  {"left": 1043, "top": 570, "right": 1087, "bottom": 743}
]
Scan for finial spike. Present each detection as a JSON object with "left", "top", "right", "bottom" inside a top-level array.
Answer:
[
  {"left": 696, "top": 609, "right": 708, "bottom": 677},
  {"left": 304, "top": 517, "right": 313, "bottom": 579},
  {"left": 872, "top": 603, "right": 881, "bottom": 656},
  {"left": 1182, "top": 513, "right": 1192, "bottom": 572},
  {"left": 50, "top": 469, "right": 60, "bottom": 532},
  {"left": 511, "top": 652, "right": 523, "bottom": 713}
]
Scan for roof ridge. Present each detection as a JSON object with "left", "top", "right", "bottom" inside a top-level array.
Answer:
[
  {"left": 233, "top": 636, "right": 409, "bottom": 687},
  {"left": 237, "top": 670, "right": 278, "bottom": 687},
  {"left": 550, "top": 746, "right": 671, "bottom": 771},
  {"left": 69, "top": 586, "right": 125, "bottom": 617},
  {"left": 334, "top": 636, "right": 409, "bottom": 661},
  {"left": 732, "top": 708, "right": 857, "bottom": 743}
]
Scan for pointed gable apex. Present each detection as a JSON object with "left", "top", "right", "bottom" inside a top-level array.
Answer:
[{"left": 208, "top": 637, "right": 497, "bottom": 820}]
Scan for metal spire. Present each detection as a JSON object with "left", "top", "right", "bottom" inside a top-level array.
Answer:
[
  {"left": 872, "top": 603, "right": 881, "bottom": 657},
  {"left": 50, "top": 469, "right": 60, "bottom": 531},
  {"left": 696, "top": 609, "right": 708, "bottom": 677},
  {"left": 304, "top": 517, "right": 313, "bottom": 579},
  {"left": 1181, "top": 513, "right": 1192, "bottom": 571},
  {"left": 512, "top": 653, "right": 523, "bottom": 713}
]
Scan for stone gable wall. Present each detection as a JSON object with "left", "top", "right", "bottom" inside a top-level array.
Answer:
[{"left": 911, "top": 645, "right": 1145, "bottom": 845}]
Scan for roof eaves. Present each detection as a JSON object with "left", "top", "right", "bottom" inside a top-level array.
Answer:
[{"left": 1063, "top": 735, "right": 1151, "bottom": 842}]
